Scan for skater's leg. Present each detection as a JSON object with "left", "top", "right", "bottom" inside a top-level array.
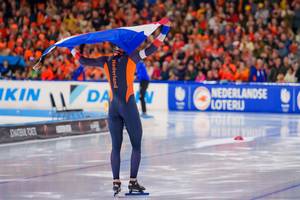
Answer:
[
  {"left": 121, "top": 97, "right": 142, "bottom": 179},
  {"left": 108, "top": 113, "right": 124, "bottom": 180}
]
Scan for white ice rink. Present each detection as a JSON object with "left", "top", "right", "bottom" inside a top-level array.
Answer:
[{"left": 1, "top": 111, "right": 300, "bottom": 199}]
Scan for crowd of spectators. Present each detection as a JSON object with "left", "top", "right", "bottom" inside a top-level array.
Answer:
[{"left": 0, "top": 0, "right": 300, "bottom": 83}]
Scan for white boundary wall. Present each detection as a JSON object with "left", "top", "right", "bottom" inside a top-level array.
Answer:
[{"left": 0, "top": 80, "right": 168, "bottom": 112}]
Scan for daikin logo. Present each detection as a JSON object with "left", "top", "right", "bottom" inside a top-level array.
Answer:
[
  {"left": 87, "top": 89, "right": 154, "bottom": 104},
  {"left": 70, "top": 85, "right": 88, "bottom": 104},
  {"left": 0, "top": 88, "right": 40, "bottom": 102}
]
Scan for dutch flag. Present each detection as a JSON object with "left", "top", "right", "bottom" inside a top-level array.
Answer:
[{"left": 40, "top": 19, "right": 168, "bottom": 59}]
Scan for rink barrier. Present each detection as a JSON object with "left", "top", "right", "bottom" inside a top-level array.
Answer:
[
  {"left": 168, "top": 82, "right": 300, "bottom": 113},
  {"left": 1, "top": 80, "right": 300, "bottom": 113},
  {"left": 0, "top": 117, "right": 108, "bottom": 144},
  {"left": 0, "top": 80, "right": 168, "bottom": 111}
]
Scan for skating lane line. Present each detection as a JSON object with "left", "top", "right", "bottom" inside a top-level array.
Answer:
[
  {"left": 250, "top": 182, "right": 300, "bottom": 200},
  {"left": 0, "top": 137, "right": 256, "bottom": 186}
]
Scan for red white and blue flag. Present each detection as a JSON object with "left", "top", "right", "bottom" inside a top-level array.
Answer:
[{"left": 40, "top": 19, "right": 168, "bottom": 59}]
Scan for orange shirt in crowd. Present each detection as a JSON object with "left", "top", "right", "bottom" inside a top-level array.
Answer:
[
  {"left": 7, "top": 40, "right": 15, "bottom": 50},
  {"left": 173, "top": 40, "right": 185, "bottom": 51},
  {"left": 234, "top": 71, "right": 240, "bottom": 81},
  {"left": 240, "top": 68, "right": 250, "bottom": 82},
  {"left": 234, "top": 68, "right": 250, "bottom": 82},
  {"left": 219, "top": 68, "right": 234, "bottom": 81},
  {"left": 41, "top": 67, "right": 54, "bottom": 80},
  {"left": 14, "top": 46, "right": 24, "bottom": 55},
  {"left": 219, "top": 63, "right": 237, "bottom": 81},
  {"left": 0, "top": 27, "right": 8, "bottom": 38},
  {"left": 35, "top": 51, "right": 42, "bottom": 59},
  {"left": 0, "top": 41, "right": 6, "bottom": 49},
  {"left": 37, "top": 12, "right": 45, "bottom": 26},
  {"left": 222, "top": 63, "right": 237, "bottom": 73},
  {"left": 269, "top": 25, "right": 278, "bottom": 36},
  {"left": 205, "top": 45, "right": 213, "bottom": 54},
  {"left": 91, "top": 0, "right": 99, "bottom": 9},
  {"left": 24, "top": 49, "right": 33, "bottom": 60},
  {"left": 76, "top": 73, "right": 84, "bottom": 81}
]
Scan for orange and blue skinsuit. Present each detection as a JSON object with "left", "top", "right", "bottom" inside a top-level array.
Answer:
[{"left": 78, "top": 23, "right": 170, "bottom": 180}]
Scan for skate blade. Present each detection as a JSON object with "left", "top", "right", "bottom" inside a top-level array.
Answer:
[{"left": 125, "top": 192, "right": 149, "bottom": 196}]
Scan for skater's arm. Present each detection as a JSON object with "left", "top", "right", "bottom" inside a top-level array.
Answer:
[
  {"left": 71, "top": 48, "right": 107, "bottom": 68},
  {"left": 130, "top": 18, "right": 171, "bottom": 63}
]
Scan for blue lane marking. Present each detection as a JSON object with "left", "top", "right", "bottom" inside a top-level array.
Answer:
[
  {"left": 250, "top": 183, "right": 300, "bottom": 200},
  {"left": 0, "top": 109, "right": 52, "bottom": 117},
  {"left": 0, "top": 108, "right": 106, "bottom": 118},
  {"left": 0, "top": 108, "right": 107, "bottom": 126}
]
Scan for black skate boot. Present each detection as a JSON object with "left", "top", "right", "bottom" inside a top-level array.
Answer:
[
  {"left": 113, "top": 181, "right": 121, "bottom": 197},
  {"left": 126, "top": 180, "right": 149, "bottom": 196}
]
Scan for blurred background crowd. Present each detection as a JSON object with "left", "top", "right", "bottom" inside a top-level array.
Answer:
[{"left": 0, "top": 0, "right": 299, "bottom": 83}]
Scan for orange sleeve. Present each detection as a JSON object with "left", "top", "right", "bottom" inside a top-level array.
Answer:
[{"left": 125, "top": 59, "right": 136, "bottom": 103}]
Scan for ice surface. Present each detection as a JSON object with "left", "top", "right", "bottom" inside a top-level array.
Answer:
[{"left": 1, "top": 111, "right": 300, "bottom": 199}]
